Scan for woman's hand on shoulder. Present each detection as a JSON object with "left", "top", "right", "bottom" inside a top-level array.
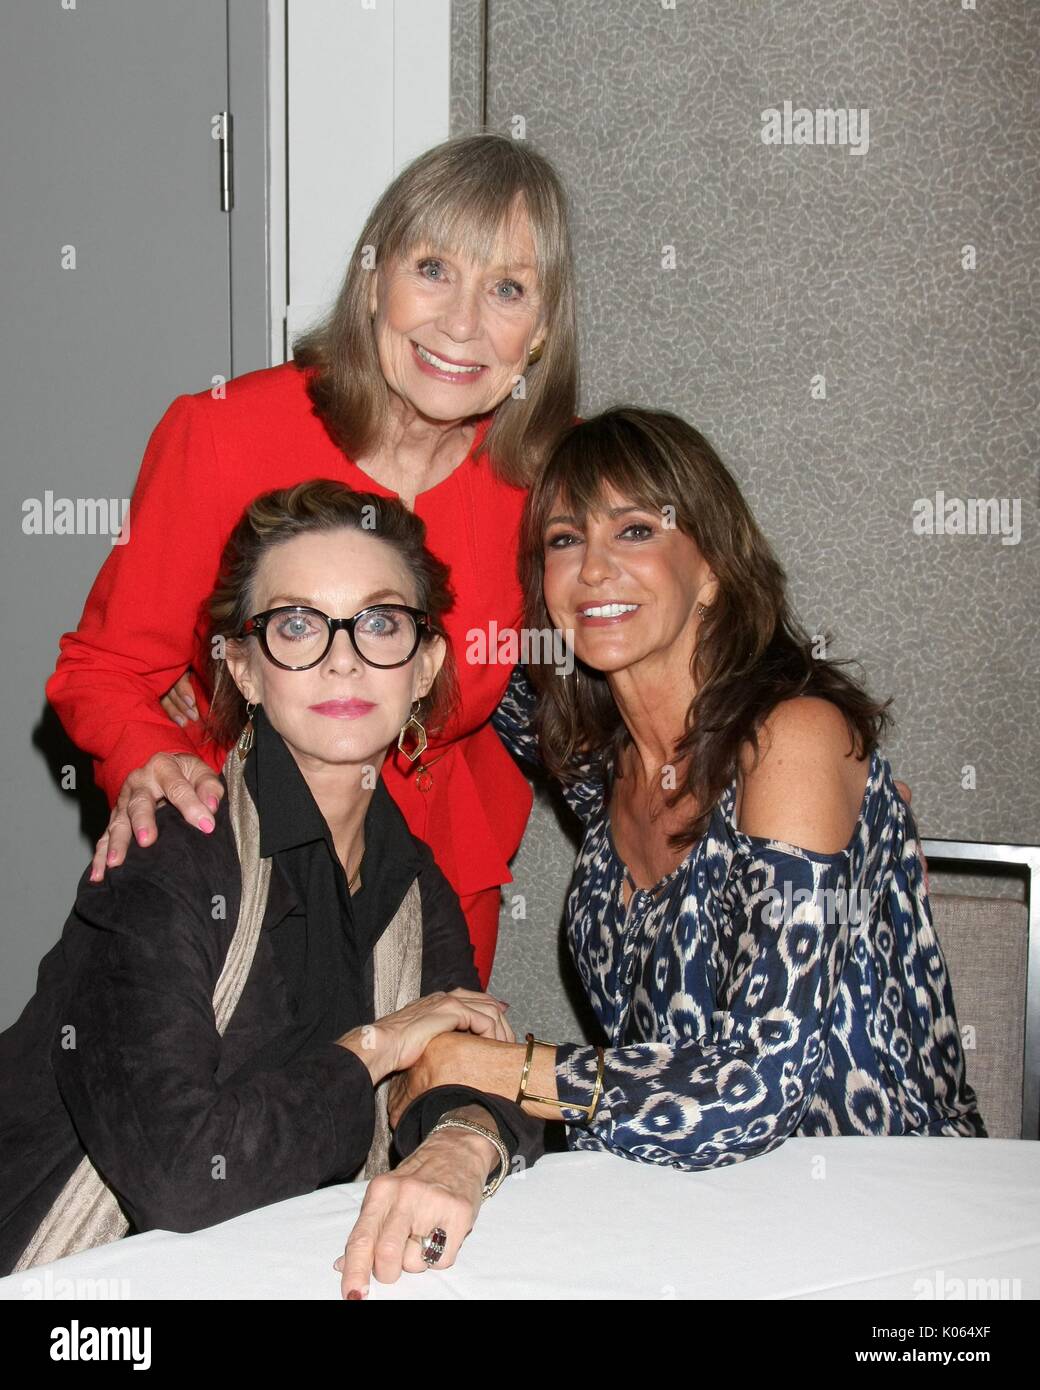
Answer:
[
  {"left": 160, "top": 670, "right": 200, "bottom": 726},
  {"left": 89, "top": 753, "right": 225, "bottom": 882},
  {"left": 738, "top": 696, "right": 869, "bottom": 855}
]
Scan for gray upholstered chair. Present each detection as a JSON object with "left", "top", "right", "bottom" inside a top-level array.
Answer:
[{"left": 923, "top": 840, "right": 1040, "bottom": 1141}]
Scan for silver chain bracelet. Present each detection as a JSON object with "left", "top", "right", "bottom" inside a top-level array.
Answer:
[{"left": 428, "top": 1116, "right": 511, "bottom": 1201}]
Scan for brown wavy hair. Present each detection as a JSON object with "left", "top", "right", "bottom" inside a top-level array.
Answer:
[
  {"left": 293, "top": 133, "right": 578, "bottom": 487},
  {"left": 203, "top": 482, "right": 458, "bottom": 750},
  {"left": 520, "top": 407, "right": 893, "bottom": 849}
]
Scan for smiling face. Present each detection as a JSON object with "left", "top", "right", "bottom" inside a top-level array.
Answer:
[
  {"left": 541, "top": 484, "right": 718, "bottom": 678},
  {"left": 367, "top": 198, "right": 546, "bottom": 423},
  {"left": 224, "top": 528, "right": 444, "bottom": 775}
]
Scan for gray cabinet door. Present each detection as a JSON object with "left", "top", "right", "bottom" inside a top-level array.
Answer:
[{"left": 0, "top": 1, "right": 234, "bottom": 1025}]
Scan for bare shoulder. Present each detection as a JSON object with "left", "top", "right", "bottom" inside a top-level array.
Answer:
[{"left": 737, "top": 697, "right": 871, "bottom": 854}]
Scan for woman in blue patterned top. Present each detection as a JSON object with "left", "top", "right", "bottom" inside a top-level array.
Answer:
[{"left": 391, "top": 406, "right": 986, "bottom": 1165}]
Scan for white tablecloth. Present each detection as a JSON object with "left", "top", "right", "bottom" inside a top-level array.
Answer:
[{"left": 2, "top": 1139, "right": 1037, "bottom": 1300}]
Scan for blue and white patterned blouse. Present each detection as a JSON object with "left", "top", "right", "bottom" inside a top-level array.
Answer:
[{"left": 493, "top": 668, "right": 986, "bottom": 1171}]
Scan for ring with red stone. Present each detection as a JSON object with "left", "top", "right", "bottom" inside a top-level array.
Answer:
[{"left": 411, "top": 1226, "right": 447, "bottom": 1266}]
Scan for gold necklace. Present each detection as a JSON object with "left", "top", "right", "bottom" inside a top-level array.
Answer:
[{"left": 347, "top": 855, "right": 363, "bottom": 894}]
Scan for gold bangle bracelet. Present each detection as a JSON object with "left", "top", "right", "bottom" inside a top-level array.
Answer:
[
  {"left": 586, "top": 1045, "right": 606, "bottom": 1123},
  {"left": 515, "top": 1033, "right": 538, "bottom": 1105},
  {"left": 517, "top": 1033, "right": 606, "bottom": 1124}
]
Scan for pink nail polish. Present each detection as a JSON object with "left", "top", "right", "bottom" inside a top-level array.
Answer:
[
  {"left": 205, "top": 794, "right": 219, "bottom": 812},
  {"left": 198, "top": 816, "right": 214, "bottom": 833},
  {"left": 135, "top": 829, "right": 148, "bottom": 845},
  {"left": 107, "top": 849, "right": 118, "bottom": 863}
]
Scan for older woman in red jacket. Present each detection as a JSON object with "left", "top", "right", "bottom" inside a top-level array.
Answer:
[{"left": 46, "top": 133, "right": 579, "bottom": 986}]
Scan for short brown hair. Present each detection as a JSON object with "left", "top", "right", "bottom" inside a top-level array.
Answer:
[
  {"left": 204, "top": 482, "right": 458, "bottom": 750},
  {"left": 293, "top": 133, "right": 578, "bottom": 487}
]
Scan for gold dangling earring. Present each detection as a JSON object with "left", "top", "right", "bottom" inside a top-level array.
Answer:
[
  {"left": 237, "top": 701, "right": 258, "bottom": 761},
  {"left": 527, "top": 340, "right": 544, "bottom": 365},
  {"left": 397, "top": 699, "right": 428, "bottom": 763}
]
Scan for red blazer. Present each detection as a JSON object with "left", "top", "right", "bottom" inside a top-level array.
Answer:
[{"left": 46, "top": 362, "right": 533, "bottom": 927}]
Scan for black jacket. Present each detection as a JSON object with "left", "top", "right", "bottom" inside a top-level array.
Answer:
[{"left": 0, "top": 716, "right": 543, "bottom": 1275}]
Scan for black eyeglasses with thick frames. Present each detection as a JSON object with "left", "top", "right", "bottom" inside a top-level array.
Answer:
[{"left": 238, "top": 604, "right": 432, "bottom": 671}]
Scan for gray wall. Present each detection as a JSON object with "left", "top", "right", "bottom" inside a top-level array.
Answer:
[
  {"left": 0, "top": 1, "right": 268, "bottom": 1030},
  {"left": 456, "top": 1, "right": 1040, "bottom": 1039}
]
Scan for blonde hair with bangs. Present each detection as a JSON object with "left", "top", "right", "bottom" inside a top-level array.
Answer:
[{"left": 293, "top": 133, "right": 579, "bottom": 487}]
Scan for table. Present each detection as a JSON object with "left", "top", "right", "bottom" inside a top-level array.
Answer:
[{"left": 2, "top": 1139, "right": 1037, "bottom": 1300}]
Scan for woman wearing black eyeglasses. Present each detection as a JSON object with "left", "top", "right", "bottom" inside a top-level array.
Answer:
[{"left": 0, "top": 482, "right": 543, "bottom": 1297}]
